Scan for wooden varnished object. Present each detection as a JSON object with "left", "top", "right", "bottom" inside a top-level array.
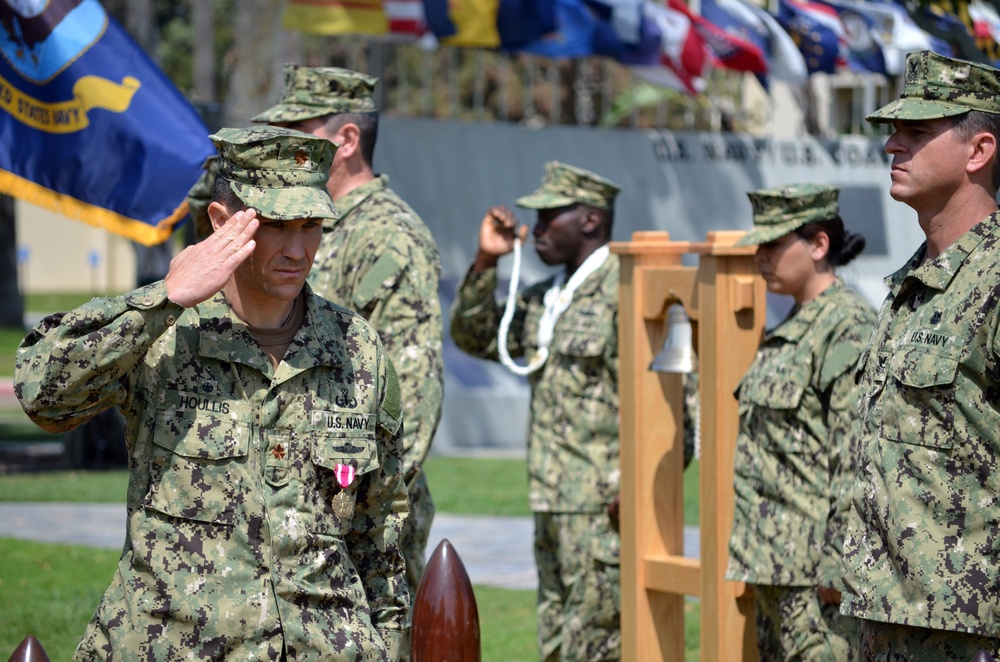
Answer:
[
  {"left": 7, "top": 636, "right": 51, "bottom": 662},
  {"left": 410, "top": 538, "right": 481, "bottom": 661},
  {"left": 611, "top": 231, "right": 764, "bottom": 661}
]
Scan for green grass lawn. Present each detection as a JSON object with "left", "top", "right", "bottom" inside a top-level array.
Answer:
[
  {"left": 0, "top": 457, "right": 703, "bottom": 660},
  {"left": 0, "top": 537, "right": 542, "bottom": 661}
]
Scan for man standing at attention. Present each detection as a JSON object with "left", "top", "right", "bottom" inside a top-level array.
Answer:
[
  {"left": 450, "top": 161, "right": 622, "bottom": 661},
  {"left": 841, "top": 50, "right": 1000, "bottom": 660},
  {"left": 15, "top": 126, "right": 409, "bottom": 660},
  {"left": 252, "top": 65, "right": 445, "bottom": 621}
]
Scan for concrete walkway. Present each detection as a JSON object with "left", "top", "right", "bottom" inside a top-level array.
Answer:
[{"left": 0, "top": 502, "right": 702, "bottom": 590}]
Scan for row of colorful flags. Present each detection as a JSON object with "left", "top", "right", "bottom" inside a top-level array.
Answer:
[
  {"left": 0, "top": 0, "right": 996, "bottom": 246},
  {"left": 284, "top": 0, "right": 1000, "bottom": 94}
]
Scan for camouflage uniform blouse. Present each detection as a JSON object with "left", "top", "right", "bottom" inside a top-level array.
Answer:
[
  {"left": 842, "top": 213, "right": 1000, "bottom": 637},
  {"left": 726, "top": 279, "right": 875, "bottom": 589},
  {"left": 449, "top": 255, "right": 619, "bottom": 513},
  {"left": 308, "top": 175, "right": 444, "bottom": 475},
  {"left": 15, "top": 282, "right": 409, "bottom": 661}
]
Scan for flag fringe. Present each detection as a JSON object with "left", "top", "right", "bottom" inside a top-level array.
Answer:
[{"left": 0, "top": 169, "right": 187, "bottom": 247}]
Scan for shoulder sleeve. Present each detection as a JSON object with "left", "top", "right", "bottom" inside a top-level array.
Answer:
[
  {"left": 15, "top": 281, "right": 183, "bottom": 433},
  {"left": 378, "top": 354, "right": 403, "bottom": 438},
  {"left": 816, "top": 299, "right": 877, "bottom": 395}
]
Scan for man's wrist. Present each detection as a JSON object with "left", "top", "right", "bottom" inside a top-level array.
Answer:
[{"left": 471, "top": 251, "right": 499, "bottom": 273}]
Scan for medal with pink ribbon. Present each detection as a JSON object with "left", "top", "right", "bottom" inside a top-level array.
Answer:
[{"left": 335, "top": 463, "right": 356, "bottom": 489}]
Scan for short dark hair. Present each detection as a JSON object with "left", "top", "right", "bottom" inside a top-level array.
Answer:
[
  {"left": 212, "top": 176, "right": 249, "bottom": 215},
  {"left": 324, "top": 111, "right": 379, "bottom": 166},
  {"left": 951, "top": 110, "right": 1000, "bottom": 192}
]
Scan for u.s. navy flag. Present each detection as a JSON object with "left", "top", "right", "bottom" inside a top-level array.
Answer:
[{"left": 0, "top": 0, "right": 214, "bottom": 245}]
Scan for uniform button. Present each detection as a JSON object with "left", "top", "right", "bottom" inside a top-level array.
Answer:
[
  {"left": 165, "top": 315, "right": 176, "bottom": 326},
  {"left": 143, "top": 297, "right": 153, "bottom": 305}
]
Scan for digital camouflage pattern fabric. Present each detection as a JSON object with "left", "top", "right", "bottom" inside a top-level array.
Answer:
[
  {"left": 450, "top": 255, "right": 621, "bottom": 658},
  {"left": 842, "top": 212, "right": 1000, "bottom": 637},
  {"left": 535, "top": 512, "right": 621, "bottom": 660},
  {"left": 727, "top": 279, "right": 876, "bottom": 590},
  {"left": 726, "top": 279, "right": 875, "bottom": 660},
  {"left": 306, "top": 174, "right": 444, "bottom": 601},
  {"left": 515, "top": 161, "right": 621, "bottom": 210},
  {"left": 451, "top": 257, "right": 620, "bottom": 513},
  {"left": 737, "top": 183, "right": 840, "bottom": 247},
  {"left": 867, "top": 50, "right": 1000, "bottom": 123},
  {"left": 15, "top": 283, "right": 409, "bottom": 660},
  {"left": 210, "top": 126, "right": 340, "bottom": 222},
  {"left": 754, "top": 584, "right": 857, "bottom": 662},
  {"left": 252, "top": 64, "right": 378, "bottom": 124}
]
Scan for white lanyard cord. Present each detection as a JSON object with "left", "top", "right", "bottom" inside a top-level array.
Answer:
[{"left": 497, "top": 242, "right": 609, "bottom": 376}]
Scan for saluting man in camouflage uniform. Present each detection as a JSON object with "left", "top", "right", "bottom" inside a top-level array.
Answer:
[
  {"left": 841, "top": 51, "right": 1000, "bottom": 661},
  {"left": 450, "top": 161, "right": 622, "bottom": 661},
  {"left": 252, "top": 65, "right": 445, "bottom": 628},
  {"left": 726, "top": 184, "right": 876, "bottom": 661},
  {"left": 15, "top": 126, "right": 409, "bottom": 661}
]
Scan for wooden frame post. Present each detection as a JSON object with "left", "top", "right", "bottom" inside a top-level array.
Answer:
[{"left": 612, "top": 231, "right": 765, "bottom": 661}]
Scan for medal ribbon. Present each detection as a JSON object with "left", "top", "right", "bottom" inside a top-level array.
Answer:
[{"left": 335, "top": 463, "right": 356, "bottom": 488}]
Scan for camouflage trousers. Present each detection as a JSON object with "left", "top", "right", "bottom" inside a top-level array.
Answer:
[
  {"left": 398, "top": 466, "right": 434, "bottom": 662},
  {"left": 535, "top": 511, "right": 621, "bottom": 662},
  {"left": 754, "top": 584, "right": 858, "bottom": 662},
  {"left": 858, "top": 618, "right": 1000, "bottom": 662}
]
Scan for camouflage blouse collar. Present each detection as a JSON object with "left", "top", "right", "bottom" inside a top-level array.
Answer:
[
  {"left": 566, "top": 247, "right": 618, "bottom": 297},
  {"left": 327, "top": 174, "right": 389, "bottom": 223},
  {"left": 197, "top": 284, "right": 347, "bottom": 376},
  {"left": 767, "top": 277, "right": 848, "bottom": 342},
  {"left": 887, "top": 210, "right": 1000, "bottom": 294}
]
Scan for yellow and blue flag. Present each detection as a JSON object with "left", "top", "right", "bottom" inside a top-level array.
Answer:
[
  {"left": 283, "top": 0, "right": 427, "bottom": 38},
  {"left": 0, "top": 0, "right": 213, "bottom": 245}
]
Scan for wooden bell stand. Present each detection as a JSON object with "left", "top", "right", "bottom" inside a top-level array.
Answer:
[{"left": 610, "top": 230, "right": 765, "bottom": 661}]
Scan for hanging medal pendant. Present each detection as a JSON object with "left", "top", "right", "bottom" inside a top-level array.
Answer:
[
  {"left": 333, "top": 462, "right": 357, "bottom": 519},
  {"left": 333, "top": 490, "right": 353, "bottom": 519}
]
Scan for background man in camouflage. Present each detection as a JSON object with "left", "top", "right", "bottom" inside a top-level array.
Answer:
[
  {"left": 450, "top": 161, "right": 623, "bottom": 661},
  {"left": 726, "top": 184, "right": 875, "bottom": 661},
  {"left": 252, "top": 68, "right": 444, "bottom": 634},
  {"left": 15, "top": 126, "right": 409, "bottom": 661},
  {"left": 841, "top": 50, "right": 1000, "bottom": 660}
]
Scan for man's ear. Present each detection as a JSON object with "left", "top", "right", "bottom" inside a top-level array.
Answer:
[
  {"left": 207, "top": 201, "right": 231, "bottom": 233},
  {"left": 333, "top": 122, "right": 361, "bottom": 159},
  {"left": 969, "top": 130, "right": 998, "bottom": 177},
  {"left": 580, "top": 207, "right": 603, "bottom": 236}
]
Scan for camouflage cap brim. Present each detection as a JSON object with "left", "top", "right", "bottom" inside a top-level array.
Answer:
[
  {"left": 735, "top": 220, "right": 803, "bottom": 246},
  {"left": 515, "top": 191, "right": 579, "bottom": 210},
  {"left": 867, "top": 51, "right": 1000, "bottom": 123},
  {"left": 228, "top": 180, "right": 340, "bottom": 221},
  {"left": 866, "top": 97, "right": 971, "bottom": 124},
  {"left": 516, "top": 161, "right": 620, "bottom": 210},
  {"left": 251, "top": 64, "right": 379, "bottom": 125},
  {"left": 250, "top": 103, "right": 330, "bottom": 124},
  {"left": 739, "top": 183, "right": 839, "bottom": 246}
]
